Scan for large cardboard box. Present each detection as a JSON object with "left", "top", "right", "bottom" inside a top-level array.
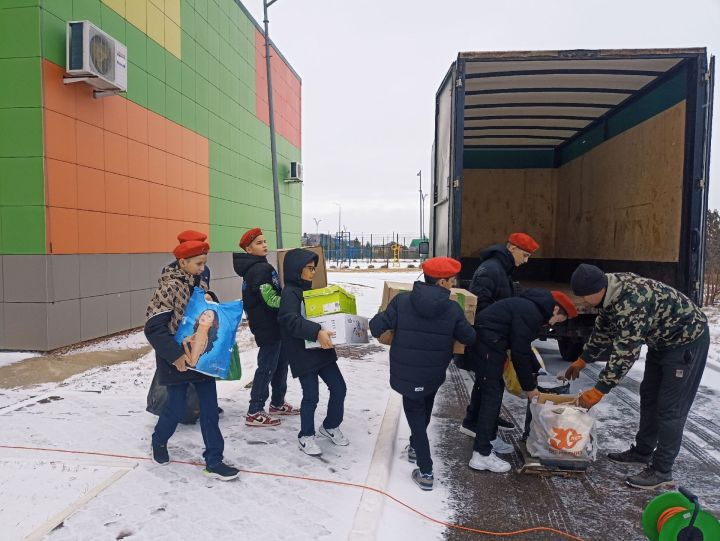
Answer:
[
  {"left": 305, "top": 314, "right": 369, "bottom": 349},
  {"left": 303, "top": 285, "right": 357, "bottom": 318},
  {"left": 377, "top": 281, "right": 477, "bottom": 353},
  {"left": 276, "top": 246, "right": 327, "bottom": 289}
]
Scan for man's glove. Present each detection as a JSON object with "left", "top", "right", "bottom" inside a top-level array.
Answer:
[
  {"left": 564, "top": 358, "right": 586, "bottom": 380},
  {"left": 578, "top": 387, "right": 604, "bottom": 409}
]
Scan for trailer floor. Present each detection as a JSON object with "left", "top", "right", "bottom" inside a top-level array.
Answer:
[{"left": 432, "top": 343, "right": 720, "bottom": 541}]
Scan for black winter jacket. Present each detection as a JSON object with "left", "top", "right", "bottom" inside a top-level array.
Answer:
[
  {"left": 473, "top": 288, "right": 555, "bottom": 391},
  {"left": 278, "top": 249, "right": 338, "bottom": 378},
  {"left": 469, "top": 244, "right": 516, "bottom": 312},
  {"left": 233, "top": 253, "right": 281, "bottom": 347},
  {"left": 369, "top": 281, "right": 476, "bottom": 398}
]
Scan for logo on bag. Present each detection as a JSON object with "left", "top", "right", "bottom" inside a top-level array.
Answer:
[{"left": 549, "top": 427, "right": 583, "bottom": 450}]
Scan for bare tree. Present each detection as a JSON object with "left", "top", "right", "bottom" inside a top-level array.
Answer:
[{"left": 704, "top": 209, "right": 720, "bottom": 306}]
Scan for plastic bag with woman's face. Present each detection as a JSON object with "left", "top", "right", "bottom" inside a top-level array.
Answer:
[{"left": 175, "top": 287, "right": 244, "bottom": 379}]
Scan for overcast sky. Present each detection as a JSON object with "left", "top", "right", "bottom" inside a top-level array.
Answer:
[{"left": 243, "top": 0, "right": 720, "bottom": 239}]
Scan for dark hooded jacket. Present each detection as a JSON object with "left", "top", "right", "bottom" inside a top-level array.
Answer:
[
  {"left": 473, "top": 288, "right": 555, "bottom": 391},
  {"left": 233, "top": 252, "right": 281, "bottom": 346},
  {"left": 369, "top": 281, "right": 476, "bottom": 398},
  {"left": 469, "top": 244, "right": 516, "bottom": 312},
  {"left": 278, "top": 249, "right": 338, "bottom": 378}
]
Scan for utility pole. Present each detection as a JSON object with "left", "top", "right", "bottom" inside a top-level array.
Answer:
[
  {"left": 313, "top": 217, "right": 322, "bottom": 238},
  {"left": 263, "top": 0, "right": 283, "bottom": 248},
  {"left": 417, "top": 170, "right": 423, "bottom": 240}
]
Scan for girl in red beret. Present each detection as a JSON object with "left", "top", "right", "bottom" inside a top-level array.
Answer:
[{"left": 144, "top": 233, "right": 239, "bottom": 481}]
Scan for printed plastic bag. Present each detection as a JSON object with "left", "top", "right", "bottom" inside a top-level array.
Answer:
[
  {"left": 175, "top": 288, "right": 244, "bottom": 379},
  {"left": 526, "top": 399, "right": 597, "bottom": 460}
]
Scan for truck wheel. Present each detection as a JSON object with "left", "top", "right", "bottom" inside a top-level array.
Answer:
[{"left": 557, "top": 337, "right": 584, "bottom": 363}]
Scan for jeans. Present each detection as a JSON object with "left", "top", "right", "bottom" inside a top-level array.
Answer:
[
  {"left": 635, "top": 327, "right": 709, "bottom": 473},
  {"left": 152, "top": 379, "right": 224, "bottom": 467},
  {"left": 472, "top": 345, "right": 506, "bottom": 456},
  {"left": 298, "top": 363, "right": 346, "bottom": 438},
  {"left": 403, "top": 391, "right": 437, "bottom": 475},
  {"left": 248, "top": 341, "right": 287, "bottom": 414}
]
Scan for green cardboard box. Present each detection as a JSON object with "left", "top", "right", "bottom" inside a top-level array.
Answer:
[{"left": 303, "top": 285, "right": 357, "bottom": 318}]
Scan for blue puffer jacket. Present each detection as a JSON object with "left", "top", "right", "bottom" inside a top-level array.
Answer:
[
  {"left": 469, "top": 244, "right": 516, "bottom": 312},
  {"left": 369, "top": 281, "right": 476, "bottom": 398}
]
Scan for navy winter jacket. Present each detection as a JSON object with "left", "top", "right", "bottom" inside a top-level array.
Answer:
[
  {"left": 369, "top": 281, "right": 476, "bottom": 398},
  {"left": 469, "top": 244, "right": 516, "bottom": 311},
  {"left": 278, "top": 249, "right": 338, "bottom": 378},
  {"left": 233, "top": 253, "right": 281, "bottom": 347},
  {"left": 473, "top": 288, "right": 555, "bottom": 391}
]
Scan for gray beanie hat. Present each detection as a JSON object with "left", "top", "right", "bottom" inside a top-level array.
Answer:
[{"left": 571, "top": 264, "right": 608, "bottom": 296}]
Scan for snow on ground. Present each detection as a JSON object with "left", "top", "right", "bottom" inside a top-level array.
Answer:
[
  {"left": 0, "top": 351, "right": 41, "bottom": 369},
  {"left": 0, "top": 270, "right": 449, "bottom": 540}
]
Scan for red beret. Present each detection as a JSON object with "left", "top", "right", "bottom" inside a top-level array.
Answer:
[
  {"left": 173, "top": 240, "right": 210, "bottom": 260},
  {"left": 508, "top": 232, "right": 539, "bottom": 253},
  {"left": 422, "top": 257, "right": 462, "bottom": 279},
  {"left": 239, "top": 228, "right": 263, "bottom": 249},
  {"left": 551, "top": 291, "right": 578, "bottom": 319},
  {"left": 177, "top": 230, "right": 207, "bottom": 243}
]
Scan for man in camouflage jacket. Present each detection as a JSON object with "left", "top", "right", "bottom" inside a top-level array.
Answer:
[{"left": 565, "top": 264, "right": 709, "bottom": 489}]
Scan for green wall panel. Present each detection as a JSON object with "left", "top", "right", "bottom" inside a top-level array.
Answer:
[
  {"left": 0, "top": 57, "right": 42, "bottom": 108},
  {"left": 0, "top": 157, "right": 44, "bottom": 206},
  {"left": 0, "top": 6, "right": 41, "bottom": 58},
  {"left": 1, "top": 205, "right": 45, "bottom": 254}
]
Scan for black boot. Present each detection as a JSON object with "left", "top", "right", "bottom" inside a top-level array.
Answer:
[
  {"left": 625, "top": 467, "right": 674, "bottom": 490},
  {"left": 607, "top": 445, "right": 651, "bottom": 465},
  {"left": 151, "top": 444, "right": 169, "bottom": 465}
]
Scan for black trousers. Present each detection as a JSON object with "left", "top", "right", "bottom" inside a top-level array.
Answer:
[
  {"left": 403, "top": 391, "right": 437, "bottom": 475},
  {"left": 471, "top": 344, "right": 507, "bottom": 455},
  {"left": 635, "top": 326, "right": 709, "bottom": 473}
]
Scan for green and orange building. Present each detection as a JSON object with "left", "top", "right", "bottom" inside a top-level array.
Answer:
[{"left": 0, "top": 0, "right": 302, "bottom": 349}]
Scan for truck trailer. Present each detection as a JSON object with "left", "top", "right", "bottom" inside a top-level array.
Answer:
[{"left": 431, "top": 48, "right": 715, "bottom": 360}]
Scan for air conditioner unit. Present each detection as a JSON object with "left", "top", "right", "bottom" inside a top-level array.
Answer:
[
  {"left": 65, "top": 21, "right": 127, "bottom": 97},
  {"left": 286, "top": 161, "right": 303, "bottom": 183}
]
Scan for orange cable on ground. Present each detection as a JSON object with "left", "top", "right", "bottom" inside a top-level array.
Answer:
[{"left": 0, "top": 444, "right": 585, "bottom": 541}]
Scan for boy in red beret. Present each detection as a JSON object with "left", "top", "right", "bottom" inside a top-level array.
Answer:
[
  {"left": 145, "top": 232, "right": 239, "bottom": 481},
  {"left": 461, "top": 232, "right": 540, "bottom": 439},
  {"left": 369, "top": 257, "right": 476, "bottom": 490},
  {"left": 233, "top": 228, "right": 299, "bottom": 427},
  {"left": 466, "top": 289, "right": 576, "bottom": 474}
]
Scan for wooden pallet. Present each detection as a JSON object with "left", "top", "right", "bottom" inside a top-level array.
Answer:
[{"left": 517, "top": 441, "right": 589, "bottom": 478}]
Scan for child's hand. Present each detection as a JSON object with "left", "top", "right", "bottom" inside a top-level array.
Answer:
[
  {"left": 317, "top": 330, "right": 335, "bottom": 349},
  {"left": 174, "top": 354, "right": 189, "bottom": 372}
]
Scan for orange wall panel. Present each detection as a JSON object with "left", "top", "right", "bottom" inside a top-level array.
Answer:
[{"left": 42, "top": 59, "right": 210, "bottom": 254}]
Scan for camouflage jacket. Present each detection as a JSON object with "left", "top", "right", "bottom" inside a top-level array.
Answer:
[{"left": 582, "top": 273, "right": 707, "bottom": 393}]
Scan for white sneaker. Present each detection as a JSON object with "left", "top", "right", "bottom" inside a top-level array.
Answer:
[
  {"left": 319, "top": 425, "right": 349, "bottom": 446},
  {"left": 298, "top": 435, "right": 322, "bottom": 456},
  {"left": 491, "top": 436, "right": 514, "bottom": 454},
  {"left": 459, "top": 424, "right": 476, "bottom": 438},
  {"left": 469, "top": 451, "right": 512, "bottom": 473}
]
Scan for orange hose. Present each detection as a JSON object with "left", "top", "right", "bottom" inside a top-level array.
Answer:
[
  {"left": 657, "top": 506, "right": 686, "bottom": 532},
  {"left": 0, "top": 444, "right": 585, "bottom": 541}
]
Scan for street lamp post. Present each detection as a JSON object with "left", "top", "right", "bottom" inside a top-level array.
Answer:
[
  {"left": 417, "top": 170, "right": 423, "bottom": 240},
  {"left": 263, "top": 0, "right": 283, "bottom": 249},
  {"left": 333, "top": 202, "right": 341, "bottom": 264}
]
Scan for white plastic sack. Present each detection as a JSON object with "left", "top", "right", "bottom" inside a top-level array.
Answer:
[{"left": 526, "top": 400, "right": 597, "bottom": 460}]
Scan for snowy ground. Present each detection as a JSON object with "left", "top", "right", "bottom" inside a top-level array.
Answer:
[{"left": 1, "top": 272, "right": 719, "bottom": 541}]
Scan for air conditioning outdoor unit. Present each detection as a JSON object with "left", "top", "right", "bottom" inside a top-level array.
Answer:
[
  {"left": 65, "top": 21, "right": 127, "bottom": 97},
  {"left": 286, "top": 161, "right": 303, "bottom": 183}
]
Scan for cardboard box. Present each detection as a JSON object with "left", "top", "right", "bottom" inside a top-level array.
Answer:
[
  {"left": 305, "top": 313, "right": 369, "bottom": 349},
  {"left": 303, "top": 285, "right": 357, "bottom": 318},
  {"left": 377, "top": 281, "right": 477, "bottom": 354},
  {"left": 276, "top": 245, "right": 327, "bottom": 289}
]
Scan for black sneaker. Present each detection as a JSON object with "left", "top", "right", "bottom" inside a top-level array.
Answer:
[
  {"left": 204, "top": 462, "right": 240, "bottom": 481},
  {"left": 497, "top": 416, "right": 515, "bottom": 431},
  {"left": 151, "top": 444, "right": 169, "bottom": 465},
  {"left": 608, "top": 446, "right": 651, "bottom": 465},
  {"left": 625, "top": 467, "right": 674, "bottom": 490},
  {"left": 411, "top": 468, "right": 434, "bottom": 491}
]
